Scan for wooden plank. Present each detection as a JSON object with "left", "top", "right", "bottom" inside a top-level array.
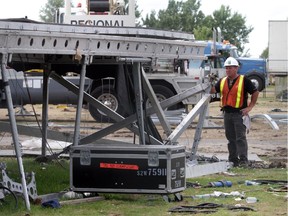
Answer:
[{"left": 60, "top": 196, "right": 105, "bottom": 205}]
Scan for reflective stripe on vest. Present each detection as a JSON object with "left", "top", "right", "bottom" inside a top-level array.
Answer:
[
  {"left": 236, "top": 76, "right": 244, "bottom": 107},
  {"left": 220, "top": 75, "right": 244, "bottom": 108},
  {"left": 220, "top": 77, "right": 227, "bottom": 107}
]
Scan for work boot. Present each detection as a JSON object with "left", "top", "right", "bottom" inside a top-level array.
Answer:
[
  {"left": 229, "top": 157, "right": 239, "bottom": 167},
  {"left": 239, "top": 160, "right": 249, "bottom": 168}
]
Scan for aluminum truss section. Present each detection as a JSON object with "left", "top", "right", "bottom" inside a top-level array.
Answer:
[
  {"left": 49, "top": 71, "right": 163, "bottom": 145},
  {"left": 0, "top": 20, "right": 196, "bottom": 41},
  {"left": 1, "top": 167, "right": 38, "bottom": 200},
  {"left": 0, "top": 21, "right": 205, "bottom": 61},
  {"left": 141, "top": 67, "right": 172, "bottom": 138},
  {"left": 78, "top": 82, "right": 210, "bottom": 144},
  {"left": 165, "top": 94, "right": 211, "bottom": 160}
]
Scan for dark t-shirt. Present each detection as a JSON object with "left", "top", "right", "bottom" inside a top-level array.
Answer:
[{"left": 215, "top": 76, "right": 258, "bottom": 112}]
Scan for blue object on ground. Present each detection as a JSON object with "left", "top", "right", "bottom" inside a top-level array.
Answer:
[
  {"left": 209, "top": 180, "right": 232, "bottom": 187},
  {"left": 41, "top": 199, "right": 61, "bottom": 208}
]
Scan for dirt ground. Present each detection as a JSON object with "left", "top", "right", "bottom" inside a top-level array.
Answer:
[
  {"left": 0, "top": 88, "right": 287, "bottom": 164},
  {"left": 200, "top": 90, "right": 287, "bottom": 156}
]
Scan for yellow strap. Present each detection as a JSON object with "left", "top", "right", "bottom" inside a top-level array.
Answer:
[{"left": 235, "top": 75, "right": 244, "bottom": 108}]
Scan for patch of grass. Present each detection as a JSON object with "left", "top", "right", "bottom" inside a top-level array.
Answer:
[
  {"left": 2, "top": 157, "right": 70, "bottom": 194},
  {"left": 0, "top": 157, "right": 287, "bottom": 216}
]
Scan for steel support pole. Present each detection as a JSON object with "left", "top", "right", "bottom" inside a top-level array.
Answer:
[
  {"left": 190, "top": 98, "right": 209, "bottom": 161},
  {"left": 0, "top": 54, "right": 30, "bottom": 210},
  {"left": 141, "top": 66, "right": 172, "bottom": 137},
  {"left": 166, "top": 94, "right": 211, "bottom": 145},
  {"left": 73, "top": 55, "right": 89, "bottom": 146},
  {"left": 132, "top": 62, "right": 145, "bottom": 144},
  {"left": 41, "top": 64, "right": 51, "bottom": 156}
]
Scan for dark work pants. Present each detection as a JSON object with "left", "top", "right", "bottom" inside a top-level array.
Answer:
[{"left": 223, "top": 112, "right": 248, "bottom": 164}]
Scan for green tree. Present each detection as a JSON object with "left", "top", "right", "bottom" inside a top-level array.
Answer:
[
  {"left": 141, "top": 0, "right": 253, "bottom": 55},
  {"left": 180, "top": 0, "right": 204, "bottom": 33},
  {"left": 142, "top": 10, "right": 159, "bottom": 28},
  {"left": 142, "top": 0, "right": 204, "bottom": 31},
  {"left": 208, "top": 5, "right": 253, "bottom": 54},
  {"left": 39, "top": 0, "right": 64, "bottom": 23},
  {"left": 193, "top": 26, "right": 213, "bottom": 40},
  {"left": 134, "top": 0, "right": 142, "bottom": 26},
  {"left": 260, "top": 47, "right": 268, "bottom": 59}
]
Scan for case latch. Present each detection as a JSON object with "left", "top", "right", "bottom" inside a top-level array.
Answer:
[
  {"left": 80, "top": 149, "right": 91, "bottom": 165},
  {"left": 148, "top": 151, "right": 159, "bottom": 167}
]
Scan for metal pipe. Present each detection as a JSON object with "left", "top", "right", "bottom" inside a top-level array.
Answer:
[
  {"left": 132, "top": 62, "right": 145, "bottom": 144},
  {"left": 73, "top": 55, "right": 89, "bottom": 146},
  {"left": 142, "top": 66, "right": 172, "bottom": 137},
  {"left": 41, "top": 64, "right": 50, "bottom": 156},
  {"left": 1, "top": 54, "right": 30, "bottom": 210}
]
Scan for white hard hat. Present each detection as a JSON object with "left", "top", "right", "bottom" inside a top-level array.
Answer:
[{"left": 224, "top": 57, "right": 239, "bottom": 67}]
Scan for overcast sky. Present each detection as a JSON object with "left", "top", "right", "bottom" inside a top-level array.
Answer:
[{"left": 0, "top": 0, "right": 287, "bottom": 57}]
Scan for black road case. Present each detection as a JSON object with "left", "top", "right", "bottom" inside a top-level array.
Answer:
[{"left": 70, "top": 144, "right": 186, "bottom": 194}]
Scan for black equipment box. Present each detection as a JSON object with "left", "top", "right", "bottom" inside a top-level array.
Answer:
[{"left": 70, "top": 144, "right": 186, "bottom": 194}]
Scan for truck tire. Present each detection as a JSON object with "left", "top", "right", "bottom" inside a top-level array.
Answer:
[
  {"left": 248, "top": 75, "right": 264, "bottom": 91},
  {"left": 145, "top": 85, "right": 178, "bottom": 110},
  {"left": 88, "top": 85, "right": 124, "bottom": 122}
]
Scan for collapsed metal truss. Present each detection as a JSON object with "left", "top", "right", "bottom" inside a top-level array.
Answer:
[{"left": 0, "top": 20, "right": 211, "bottom": 210}]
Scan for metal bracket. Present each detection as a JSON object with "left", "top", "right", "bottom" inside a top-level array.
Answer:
[
  {"left": 1, "top": 166, "right": 38, "bottom": 200},
  {"left": 80, "top": 149, "right": 91, "bottom": 166},
  {"left": 251, "top": 114, "right": 280, "bottom": 130},
  {"left": 148, "top": 151, "right": 159, "bottom": 167}
]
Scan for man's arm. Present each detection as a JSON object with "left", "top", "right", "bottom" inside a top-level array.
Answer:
[
  {"left": 210, "top": 86, "right": 216, "bottom": 94},
  {"left": 241, "top": 90, "right": 259, "bottom": 115},
  {"left": 209, "top": 73, "right": 219, "bottom": 94}
]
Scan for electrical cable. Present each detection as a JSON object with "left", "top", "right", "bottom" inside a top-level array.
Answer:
[{"left": 0, "top": 184, "right": 18, "bottom": 210}]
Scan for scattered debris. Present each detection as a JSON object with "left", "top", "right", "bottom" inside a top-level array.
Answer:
[
  {"left": 269, "top": 161, "right": 287, "bottom": 168},
  {"left": 183, "top": 191, "right": 245, "bottom": 200},
  {"left": 21, "top": 138, "right": 71, "bottom": 150},
  {"left": 271, "top": 108, "right": 285, "bottom": 112},
  {"left": 246, "top": 197, "right": 258, "bottom": 203},
  {"left": 253, "top": 179, "right": 288, "bottom": 185},
  {"left": 267, "top": 185, "right": 288, "bottom": 192},
  {"left": 186, "top": 182, "right": 201, "bottom": 188},
  {"left": 205, "top": 180, "right": 232, "bottom": 188},
  {"left": 244, "top": 180, "right": 260, "bottom": 186},
  {"left": 60, "top": 196, "right": 105, "bottom": 206},
  {"left": 168, "top": 202, "right": 256, "bottom": 213},
  {"left": 276, "top": 89, "right": 288, "bottom": 101},
  {"left": 41, "top": 199, "right": 61, "bottom": 208}
]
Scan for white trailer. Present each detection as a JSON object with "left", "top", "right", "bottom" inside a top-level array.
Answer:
[
  {"left": 268, "top": 20, "right": 288, "bottom": 100},
  {"left": 268, "top": 20, "right": 288, "bottom": 75}
]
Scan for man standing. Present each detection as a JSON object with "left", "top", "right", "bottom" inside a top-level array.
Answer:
[{"left": 210, "top": 57, "right": 259, "bottom": 167}]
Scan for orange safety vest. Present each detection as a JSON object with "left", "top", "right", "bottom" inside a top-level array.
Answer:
[{"left": 220, "top": 75, "right": 244, "bottom": 108}]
